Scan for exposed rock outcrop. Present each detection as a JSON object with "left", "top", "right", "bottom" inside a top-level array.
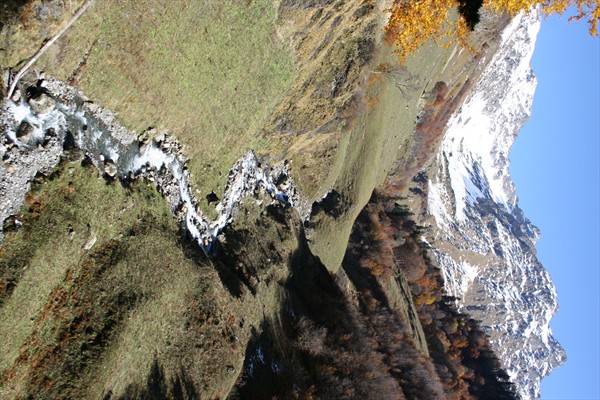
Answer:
[{"left": 425, "top": 11, "right": 566, "bottom": 399}]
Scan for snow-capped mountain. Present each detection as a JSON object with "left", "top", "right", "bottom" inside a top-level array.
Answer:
[{"left": 426, "top": 11, "right": 566, "bottom": 399}]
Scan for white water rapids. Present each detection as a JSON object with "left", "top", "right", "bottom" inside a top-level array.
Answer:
[{"left": 0, "top": 78, "right": 296, "bottom": 252}]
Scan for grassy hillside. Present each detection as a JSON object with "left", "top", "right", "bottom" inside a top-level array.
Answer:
[
  {"left": 2, "top": 0, "right": 295, "bottom": 207},
  {"left": 1, "top": 1, "right": 504, "bottom": 273},
  {"left": 0, "top": 158, "right": 302, "bottom": 399},
  {"left": 1, "top": 1, "right": 519, "bottom": 399},
  {"left": 0, "top": 160, "right": 203, "bottom": 397}
]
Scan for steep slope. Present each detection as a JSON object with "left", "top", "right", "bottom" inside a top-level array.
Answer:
[
  {"left": 0, "top": 2, "right": 477, "bottom": 398},
  {"left": 0, "top": 1, "right": 565, "bottom": 399},
  {"left": 425, "top": 11, "right": 566, "bottom": 399}
]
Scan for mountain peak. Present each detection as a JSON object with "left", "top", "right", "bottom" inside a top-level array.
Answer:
[{"left": 426, "top": 11, "right": 566, "bottom": 399}]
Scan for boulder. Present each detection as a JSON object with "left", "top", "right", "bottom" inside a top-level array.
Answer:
[
  {"left": 63, "top": 130, "right": 77, "bottom": 150},
  {"left": 104, "top": 160, "right": 117, "bottom": 178},
  {"left": 153, "top": 131, "right": 166, "bottom": 144},
  {"left": 10, "top": 89, "right": 22, "bottom": 103},
  {"left": 138, "top": 129, "right": 152, "bottom": 144},
  {"left": 16, "top": 121, "right": 35, "bottom": 142},
  {"left": 28, "top": 93, "right": 56, "bottom": 115},
  {"left": 83, "top": 234, "right": 97, "bottom": 251},
  {"left": 206, "top": 191, "right": 219, "bottom": 204}
]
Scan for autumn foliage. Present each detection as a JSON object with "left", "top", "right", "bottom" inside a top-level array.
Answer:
[
  {"left": 385, "top": 0, "right": 458, "bottom": 62},
  {"left": 346, "top": 191, "right": 518, "bottom": 399},
  {"left": 386, "top": 0, "right": 599, "bottom": 62},
  {"left": 490, "top": 0, "right": 599, "bottom": 34}
]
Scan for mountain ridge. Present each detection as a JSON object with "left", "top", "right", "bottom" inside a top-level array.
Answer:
[
  {"left": 0, "top": 2, "right": 564, "bottom": 399},
  {"left": 424, "top": 11, "right": 566, "bottom": 399}
]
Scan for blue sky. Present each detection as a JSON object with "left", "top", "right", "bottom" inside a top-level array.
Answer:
[{"left": 510, "top": 12, "right": 600, "bottom": 400}]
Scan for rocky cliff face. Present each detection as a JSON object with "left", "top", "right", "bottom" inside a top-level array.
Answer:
[{"left": 426, "top": 11, "right": 566, "bottom": 399}]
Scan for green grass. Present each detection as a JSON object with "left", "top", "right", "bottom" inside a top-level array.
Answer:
[
  {"left": 304, "top": 34, "right": 456, "bottom": 271},
  {"left": 304, "top": 6, "right": 506, "bottom": 272},
  {"left": 0, "top": 161, "right": 299, "bottom": 399},
  {"left": 0, "top": 159, "right": 248, "bottom": 399},
  {"left": 31, "top": 0, "right": 294, "bottom": 208},
  {"left": 81, "top": 225, "right": 205, "bottom": 399},
  {"left": 0, "top": 161, "right": 177, "bottom": 381}
]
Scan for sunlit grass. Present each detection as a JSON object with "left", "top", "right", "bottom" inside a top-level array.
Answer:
[
  {"left": 0, "top": 163, "right": 174, "bottom": 376},
  {"left": 33, "top": 0, "right": 294, "bottom": 206}
]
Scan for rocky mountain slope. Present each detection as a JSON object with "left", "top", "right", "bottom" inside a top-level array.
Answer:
[
  {"left": 0, "top": 1, "right": 564, "bottom": 399},
  {"left": 424, "top": 11, "right": 566, "bottom": 399}
]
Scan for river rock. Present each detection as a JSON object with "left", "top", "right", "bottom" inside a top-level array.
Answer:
[
  {"left": 104, "top": 160, "right": 117, "bottom": 178},
  {"left": 138, "top": 130, "right": 151, "bottom": 144},
  {"left": 28, "top": 93, "right": 56, "bottom": 115},
  {"left": 38, "top": 79, "right": 49, "bottom": 90},
  {"left": 153, "top": 131, "right": 166, "bottom": 144},
  {"left": 16, "top": 121, "right": 35, "bottom": 141},
  {"left": 206, "top": 191, "right": 219, "bottom": 204},
  {"left": 10, "top": 89, "right": 22, "bottom": 103}
]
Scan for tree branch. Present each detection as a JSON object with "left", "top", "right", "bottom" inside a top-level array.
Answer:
[{"left": 6, "top": 0, "right": 94, "bottom": 100}]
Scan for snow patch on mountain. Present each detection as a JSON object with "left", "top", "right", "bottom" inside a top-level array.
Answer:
[{"left": 427, "top": 11, "right": 566, "bottom": 400}]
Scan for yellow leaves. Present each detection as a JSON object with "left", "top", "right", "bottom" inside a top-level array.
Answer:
[
  {"left": 385, "top": 0, "right": 456, "bottom": 62},
  {"left": 455, "top": 16, "right": 480, "bottom": 55},
  {"left": 386, "top": 0, "right": 599, "bottom": 64},
  {"left": 557, "top": 0, "right": 600, "bottom": 36},
  {"left": 486, "top": 0, "right": 600, "bottom": 36},
  {"left": 486, "top": 0, "right": 537, "bottom": 15}
]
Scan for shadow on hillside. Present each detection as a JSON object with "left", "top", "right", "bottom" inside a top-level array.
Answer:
[
  {"left": 102, "top": 357, "right": 199, "bottom": 400},
  {"left": 458, "top": 0, "right": 484, "bottom": 29}
]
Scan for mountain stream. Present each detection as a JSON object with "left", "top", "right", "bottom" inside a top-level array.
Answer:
[{"left": 0, "top": 77, "right": 300, "bottom": 251}]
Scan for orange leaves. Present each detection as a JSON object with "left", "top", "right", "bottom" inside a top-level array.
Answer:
[
  {"left": 487, "top": 0, "right": 599, "bottom": 36},
  {"left": 386, "top": 0, "right": 599, "bottom": 64},
  {"left": 544, "top": 0, "right": 600, "bottom": 36},
  {"left": 365, "top": 95, "right": 380, "bottom": 110},
  {"left": 361, "top": 256, "right": 387, "bottom": 276},
  {"left": 385, "top": 0, "right": 456, "bottom": 62}
]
